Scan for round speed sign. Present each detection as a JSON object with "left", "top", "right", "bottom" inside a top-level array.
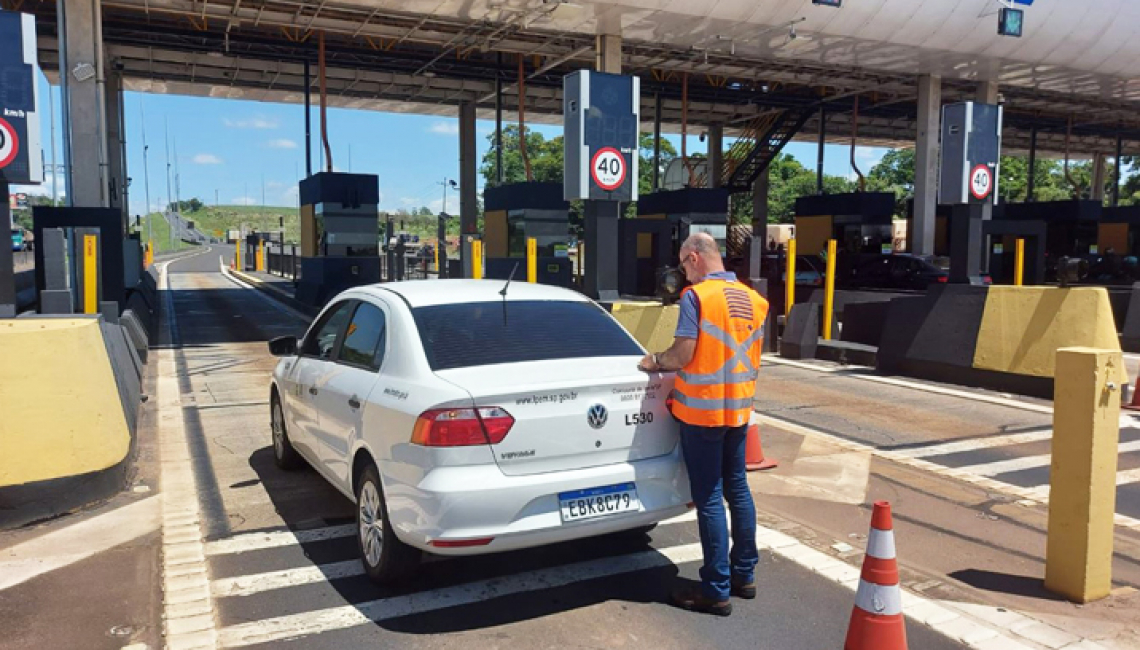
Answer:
[
  {"left": 970, "top": 164, "right": 993, "bottom": 201},
  {"left": 590, "top": 147, "right": 626, "bottom": 192},
  {"left": 0, "top": 118, "right": 19, "bottom": 169}
]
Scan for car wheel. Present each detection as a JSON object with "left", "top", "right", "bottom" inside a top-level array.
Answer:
[
  {"left": 271, "top": 395, "right": 304, "bottom": 470},
  {"left": 356, "top": 463, "right": 420, "bottom": 585}
]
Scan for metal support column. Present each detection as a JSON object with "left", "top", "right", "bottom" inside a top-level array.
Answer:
[
  {"left": 1114, "top": 136, "right": 1123, "bottom": 207},
  {"left": 816, "top": 106, "right": 826, "bottom": 195},
  {"left": 304, "top": 59, "right": 312, "bottom": 177},
  {"left": 104, "top": 63, "right": 127, "bottom": 224},
  {"left": 0, "top": 180, "right": 14, "bottom": 316},
  {"left": 1092, "top": 153, "right": 1107, "bottom": 202},
  {"left": 913, "top": 74, "right": 942, "bottom": 255},
  {"left": 60, "top": 0, "right": 109, "bottom": 207},
  {"left": 495, "top": 52, "right": 504, "bottom": 185},
  {"left": 975, "top": 81, "right": 999, "bottom": 221},
  {"left": 752, "top": 167, "right": 769, "bottom": 238},
  {"left": 1027, "top": 126, "right": 1038, "bottom": 202},
  {"left": 458, "top": 101, "right": 478, "bottom": 277},
  {"left": 708, "top": 123, "right": 724, "bottom": 189}
]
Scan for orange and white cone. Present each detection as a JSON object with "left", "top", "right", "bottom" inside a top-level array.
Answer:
[
  {"left": 745, "top": 423, "right": 777, "bottom": 471},
  {"left": 844, "top": 501, "right": 907, "bottom": 650}
]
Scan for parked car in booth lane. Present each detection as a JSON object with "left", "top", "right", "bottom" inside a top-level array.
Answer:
[
  {"left": 760, "top": 254, "right": 826, "bottom": 287},
  {"left": 268, "top": 280, "right": 690, "bottom": 584},
  {"left": 846, "top": 254, "right": 990, "bottom": 290}
]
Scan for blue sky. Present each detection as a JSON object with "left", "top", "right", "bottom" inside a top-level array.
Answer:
[{"left": 16, "top": 71, "right": 888, "bottom": 214}]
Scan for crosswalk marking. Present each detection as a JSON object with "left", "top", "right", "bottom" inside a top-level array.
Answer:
[
  {"left": 204, "top": 524, "right": 355, "bottom": 556},
  {"left": 209, "top": 510, "right": 698, "bottom": 598},
  {"left": 894, "top": 429, "right": 1053, "bottom": 459},
  {"left": 1026, "top": 467, "right": 1140, "bottom": 500},
  {"left": 217, "top": 542, "right": 704, "bottom": 648},
  {"left": 953, "top": 439, "right": 1140, "bottom": 477}
]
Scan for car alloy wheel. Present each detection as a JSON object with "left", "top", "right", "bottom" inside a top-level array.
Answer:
[
  {"left": 271, "top": 396, "right": 303, "bottom": 470},
  {"left": 359, "top": 480, "right": 384, "bottom": 568}
]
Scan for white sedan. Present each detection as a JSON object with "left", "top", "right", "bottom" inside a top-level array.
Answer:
[{"left": 268, "top": 279, "right": 691, "bottom": 584}]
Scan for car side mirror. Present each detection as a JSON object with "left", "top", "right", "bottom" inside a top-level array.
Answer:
[{"left": 268, "top": 335, "right": 298, "bottom": 357}]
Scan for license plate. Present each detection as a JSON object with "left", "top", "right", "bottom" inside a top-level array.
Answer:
[{"left": 558, "top": 482, "right": 640, "bottom": 523}]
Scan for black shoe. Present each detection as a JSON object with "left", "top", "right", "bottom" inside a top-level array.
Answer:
[
  {"left": 731, "top": 577, "right": 756, "bottom": 600},
  {"left": 670, "top": 586, "right": 733, "bottom": 616}
]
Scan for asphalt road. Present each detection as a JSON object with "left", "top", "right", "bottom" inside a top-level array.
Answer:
[{"left": 160, "top": 251, "right": 967, "bottom": 650}]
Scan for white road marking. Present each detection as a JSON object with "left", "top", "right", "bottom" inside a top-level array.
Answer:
[
  {"left": 217, "top": 543, "right": 705, "bottom": 648},
  {"left": 0, "top": 496, "right": 160, "bottom": 592},
  {"left": 761, "top": 355, "right": 1054, "bottom": 415},
  {"left": 1026, "top": 466, "right": 1140, "bottom": 500},
  {"left": 954, "top": 439, "right": 1140, "bottom": 477},
  {"left": 211, "top": 511, "right": 699, "bottom": 598},
  {"left": 220, "top": 261, "right": 312, "bottom": 323},
  {"left": 205, "top": 524, "right": 356, "bottom": 556},
  {"left": 894, "top": 429, "right": 1053, "bottom": 458}
]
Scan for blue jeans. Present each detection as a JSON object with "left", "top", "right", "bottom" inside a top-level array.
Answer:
[{"left": 679, "top": 422, "right": 759, "bottom": 601}]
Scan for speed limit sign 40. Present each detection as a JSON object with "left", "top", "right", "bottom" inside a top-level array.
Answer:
[
  {"left": 970, "top": 164, "right": 993, "bottom": 200},
  {"left": 590, "top": 147, "right": 626, "bottom": 192},
  {"left": 0, "top": 118, "right": 19, "bottom": 169}
]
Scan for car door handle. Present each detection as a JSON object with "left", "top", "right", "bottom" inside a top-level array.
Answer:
[
  {"left": 348, "top": 397, "right": 361, "bottom": 409},
  {"left": 309, "top": 386, "right": 319, "bottom": 395}
]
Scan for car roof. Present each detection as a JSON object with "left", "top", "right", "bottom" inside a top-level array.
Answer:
[{"left": 351, "top": 279, "right": 593, "bottom": 308}]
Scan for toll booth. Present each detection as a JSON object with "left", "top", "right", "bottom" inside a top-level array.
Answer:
[
  {"left": 482, "top": 182, "right": 574, "bottom": 287},
  {"left": 795, "top": 192, "right": 895, "bottom": 283},
  {"left": 1100, "top": 205, "right": 1140, "bottom": 257},
  {"left": 295, "top": 172, "right": 381, "bottom": 307},
  {"left": 241, "top": 232, "right": 273, "bottom": 272},
  {"left": 996, "top": 200, "right": 1102, "bottom": 281},
  {"left": 31, "top": 207, "right": 134, "bottom": 312},
  {"left": 624, "top": 188, "right": 729, "bottom": 297}
]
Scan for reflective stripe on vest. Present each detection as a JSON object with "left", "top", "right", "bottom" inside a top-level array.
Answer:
[{"left": 676, "top": 319, "right": 764, "bottom": 386}]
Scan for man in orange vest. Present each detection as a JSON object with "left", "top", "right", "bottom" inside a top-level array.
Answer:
[{"left": 639, "top": 232, "right": 769, "bottom": 617}]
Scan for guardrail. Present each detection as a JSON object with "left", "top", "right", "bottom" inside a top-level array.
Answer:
[{"left": 262, "top": 243, "right": 436, "bottom": 282}]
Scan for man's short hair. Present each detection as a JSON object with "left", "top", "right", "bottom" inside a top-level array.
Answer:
[{"left": 682, "top": 232, "right": 720, "bottom": 258}]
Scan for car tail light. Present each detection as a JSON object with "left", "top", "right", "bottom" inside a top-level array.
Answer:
[
  {"left": 937, "top": 276, "right": 949, "bottom": 283},
  {"left": 411, "top": 407, "right": 514, "bottom": 447},
  {"left": 429, "top": 537, "right": 494, "bottom": 548}
]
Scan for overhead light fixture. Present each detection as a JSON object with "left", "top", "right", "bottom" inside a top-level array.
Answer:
[
  {"left": 998, "top": 7, "right": 1023, "bottom": 37},
  {"left": 812, "top": 0, "right": 841, "bottom": 6}
]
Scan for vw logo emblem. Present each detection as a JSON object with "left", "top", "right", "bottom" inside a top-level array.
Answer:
[{"left": 587, "top": 404, "right": 608, "bottom": 429}]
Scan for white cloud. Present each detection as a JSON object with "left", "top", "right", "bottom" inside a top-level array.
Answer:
[
  {"left": 231, "top": 196, "right": 256, "bottom": 206},
  {"left": 223, "top": 116, "right": 279, "bottom": 129},
  {"left": 853, "top": 147, "right": 885, "bottom": 171},
  {"left": 193, "top": 153, "right": 223, "bottom": 165},
  {"left": 266, "top": 138, "right": 298, "bottom": 149},
  {"left": 428, "top": 121, "right": 459, "bottom": 135}
]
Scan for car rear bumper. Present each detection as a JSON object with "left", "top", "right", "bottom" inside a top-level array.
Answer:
[{"left": 381, "top": 445, "right": 691, "bottom": 555}]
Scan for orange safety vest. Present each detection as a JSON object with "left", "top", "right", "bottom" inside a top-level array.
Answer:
[{"left": 670, "top": 279, "right": 769, "bottom": 428}]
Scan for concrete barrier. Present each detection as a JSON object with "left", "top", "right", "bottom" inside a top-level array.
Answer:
[
  {"left": 609, "top": 301, "right": 679, "bottom": 352},
  {"left": 120, "top": 308, "right": 150, "bottom": 363},
  {"left": 878, "top": 285, "right": 1123, "bottom": 398},
  {"left": 0, "top": 317, "right": 137, "bottom": 528}
]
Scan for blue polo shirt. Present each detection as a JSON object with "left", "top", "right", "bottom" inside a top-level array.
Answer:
[{"left": 675, "top": 271, "right": 739, "bottom": 339}]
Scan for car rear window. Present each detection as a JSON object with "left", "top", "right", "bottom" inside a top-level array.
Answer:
[{"left": 412, "top": 300, "right": 643, "bottom": 371}]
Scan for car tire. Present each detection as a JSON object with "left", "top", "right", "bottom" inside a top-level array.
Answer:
[
  {"left": 271, "top": 395, "right": 304, "bottom": 470},
  {"left": 356, "top": 463, "right": 420, "bottom": 585}
]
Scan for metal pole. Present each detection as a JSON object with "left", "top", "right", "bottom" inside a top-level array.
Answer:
[
  {"left": 1114, "top": 135, "right": 1123, "bottom": 207},
  {"left": 653, "top": 92, "right": 661, "bottom": 192},
  {"left": 816, "top": 106, "right": 826, "bottom": 195},
  {"left": 140, "top": 99, "right": 151, "bottom": 245},
  {"left": 304, "top": 58, "right": 312, "bottom": 177},
  {"left": 56, "top": 0, "right": 73, "bottom": 205},
  {"left": 49, "top": 83, "right": 58, "bottom": 204},
  {"left": 1027, "top": 126, "right": 1037, "bottom": 202},
  {"left": 495, "top": 52, "right": 503, "bottom": 185}
]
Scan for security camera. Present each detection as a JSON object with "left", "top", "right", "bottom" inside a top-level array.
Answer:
[{"left": 699, "top": 132, "right": 707, "bottom": 142}]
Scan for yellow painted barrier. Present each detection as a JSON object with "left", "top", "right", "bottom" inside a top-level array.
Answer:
[
  {"left": 785, "top": 238, "right": 796, "bottom": 316},
  {"left": 472, "top": 240, "right": 484, "bottom": 280},
  {"left": 610, "top": 301, "right": 679, "bottom": 352},
  {"left": 1014, "top": 238, "right": 1025, "bottom": 286},
  {"left": 0, "top": 319, "right": 131, "bottom": 487},
  {"left": 973, "top": 287, "right": 1121, "bottom": 379},
  {"left": 434, "top": 240, "right": 440, "bottom": 274},
  {"left": 83, "top": 234, "right": 98, "bottom": 314},
  {"left": 527, "top": 237, "right": 537, "bottom": 284},
  {"left": 1045, "top": 347, "right": 1121, "bottom": 603},
  {"left": 822, "top": 239, "right": 837, "bottom": 340},
  {"left": 235, "top": 240, "right": 242, "bottom": 270}
]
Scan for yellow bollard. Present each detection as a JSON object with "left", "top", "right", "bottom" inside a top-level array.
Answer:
[
  {"left": 83, "top": 234, "right": 98, "bottom": 314},
  {"left": 472, "top": 240, "right": 484, "bottom": 280},
  {"left": 435, "top": 240, "right": 440, "bottom": 275},
  {"left": 785, "top": 238, "right": 797, "bottom": 316},
  {"left": 235, "top": 241, "right": 242, "bottom": 271},
  {"left": 1015, "top": 238, "right": 1025, "bottom": 286},
  {"left": 822, "top": 239, "right": 837, "bottom": 340},
  {"left": 1045, "top": 347, "right": 1122, "bottom": 603},
  {"left": 527, "top": 237, "right": 537, "bottom": 283}
]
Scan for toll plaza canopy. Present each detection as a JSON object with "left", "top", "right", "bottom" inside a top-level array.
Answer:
[{"left": 24, "top": 0, "right": 1140, "bottom": 154}]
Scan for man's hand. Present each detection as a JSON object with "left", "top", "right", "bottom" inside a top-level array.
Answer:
[{"left": 638, "top": 353, "right": 659, "bottom": 372}]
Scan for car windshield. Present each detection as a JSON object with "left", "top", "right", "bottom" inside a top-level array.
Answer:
[{"left": 412, "top": 300, "right": 643, "bottom": 371}]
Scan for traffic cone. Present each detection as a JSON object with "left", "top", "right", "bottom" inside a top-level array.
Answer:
[
  {"left": 1124, "top": 375, "right": 1140, "bottom": 411},
  {"left": 745, "top": 423, "right": 777, "bottom": 471},
  {"left": 845, "top": 501, "right": 907, "bottom": 650}
]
